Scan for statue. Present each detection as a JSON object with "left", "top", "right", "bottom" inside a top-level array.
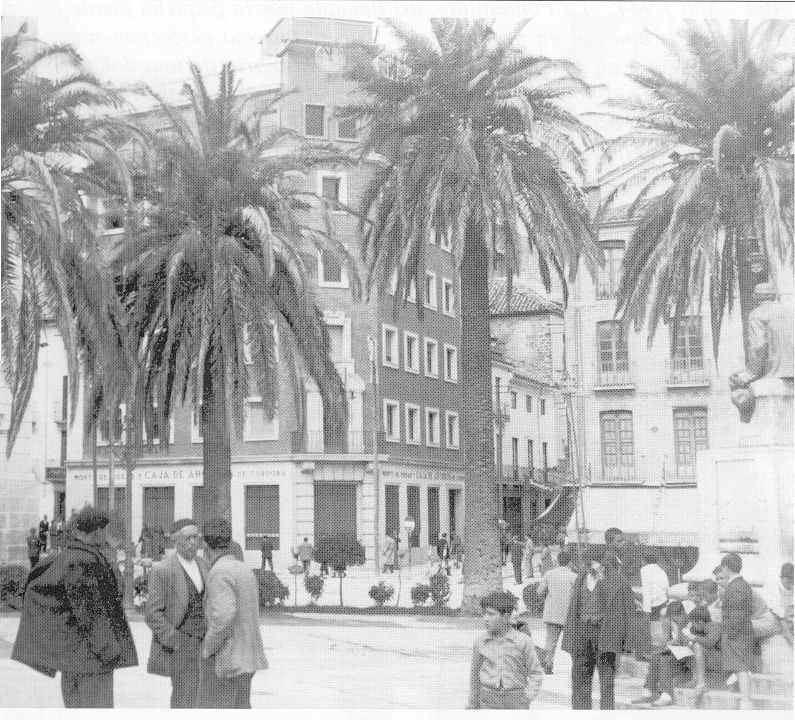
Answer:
[{"left": 730, "top": 282, "right": 794, "bottom": 422}]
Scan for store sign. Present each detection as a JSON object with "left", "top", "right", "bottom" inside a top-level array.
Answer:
[{"left": 69, "top": 463, "right": 292, "bottom": 486}]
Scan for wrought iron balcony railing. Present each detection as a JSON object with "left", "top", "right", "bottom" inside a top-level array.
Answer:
[{"left": 667, "top": 357, "right": 710, "bottom": 387}]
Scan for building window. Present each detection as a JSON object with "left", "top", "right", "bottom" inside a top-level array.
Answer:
[
  {"left": 527, "top": 439, "right": 534, "bottom": 475},
  {"left": 425, "top": 407, "right": 440, "bottom": 447},
  {"left": 511, "top": 437, "right": 519, "bottom": 473},
  {"left": 439, "top": 227, "right": 453, "bottom": 252},
  {"left": 600, "top": 410, "right": 635, "bottom": 482},
  {"left": 98, "top": 404, "right": 124, "bottom": 445},
  {"left": 443, "top": 344, "right": 458, "bottom": 382},
  {"left": 445, "top": 411, "right": 460, "bottom": 448},
  {"left": 673, "top": 407, "right": 708, "bottom": 479},
  {"left": 406, "top": 277, "right": 417, "bottom": 303},
  {"left": 671, "top": 316, "right": 704, "bottom": 370},
  {"left": 427, "top": 487, "right": 440, "bottom": 545},
  {"left": 321, "top": 175, "right": 340, "bottom": 202},
  {"left": 596, "top": 244, "right": 623, "bottom": 298},
  {"left": 441, "top": 278, "right": 455, "bottom": 316},
  {"left": 383, "top": 399, "right": 400, "bottom": 442},
  {"left": 142, "top": 398, "right": 174, "bottom": 445},
  {"left": 325, "top": 321, "right": 346, "bottom": 363},
  {"left": 540, "top": 398, "right": 546, "bottom": 416},
  {"left": 542, "top": 441, "right": 549, "bottom": 473},
  {"left": 406, "top": 485, "right": 421, "bottom": 547},
  {"left": 382, "top": 324, "right": 398, "bottom": 368},
  {"left": 597, "top": 320, "right": 629, "bottom": 384},
  {"left": 405, "top": 403, "right": 421, "bottom": 445},
  {"left": 525, "top": 395, "right": 533, "bottom": 413},
  {"left": 424, "top": 337, "right": 439, "bottom": 378},
  {"left": 317, "top": 247, "right": 348, "bottom": 287},
  {"left": 191, "top": 403, "right": 203, "bottom": 443},
  {"left": 424, "top": 271, "right": 437, "bottom": 309},
  {"left": 305, "top": 104, "right": 325, "bottom": 136},
  {"left": 385, "top": 484, "right": 400, "bottom": 538},
  {"left": 245, "top": 485, "right": 280, "bottom": 550},
  {"left": 337, "top": 116, "right": 357, "bottom": 140},
  {"left": 243, "top": 400, "right": 279, "bottom": 441},
  {"left": 404, "top": 331, "right": 419, "bottom": 373},
  {"left": 510, "top": 391, "right": 517, "bottom": 409},
  {"left": 387, "top": 269, "right": 398, "bottom": 295}
]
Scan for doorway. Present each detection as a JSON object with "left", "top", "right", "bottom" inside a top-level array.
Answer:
[
  {"left": 314, "top": 482, "right": 357, "bottom": 542},
  {"left": 142, "top": 486, "right": 174, "bottom": 537},
  {"left": 448, "top": 488, "right": 462, "bottom": 538}
]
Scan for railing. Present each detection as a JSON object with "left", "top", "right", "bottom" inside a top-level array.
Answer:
[
  {"left": 595, "top": 277, "right": 618, "bottom": 299},
  {"left": 600, "top": 464, "right": 638, "bottom": 484},
  {"left": 667, "top": 357, "right": 710, "bottom": 387},
  {"left": 291, "top": 430, "right": 365, "bottom": 453},
  {"left": 595, "top": 366, "right": 634, "bottom": 389}
]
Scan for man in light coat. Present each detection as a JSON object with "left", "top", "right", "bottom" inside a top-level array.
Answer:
[
  {"left": 145, "top": 518, "right": 208, "bottom": 707},
  {"left": 536, "top": 549, "right": 577, "bottom": 673},
  {"left": 198, "top": 518, "right": 268, "bottom": 708}
]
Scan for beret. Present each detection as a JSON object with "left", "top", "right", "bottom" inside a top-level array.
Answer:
[{"left": 74, "top": 506, "right": 110, "bottom": 533}]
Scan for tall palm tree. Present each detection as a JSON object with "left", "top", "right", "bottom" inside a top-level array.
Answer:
[
  {"left": 598, "top": 20, "right": 793, "bottom": 358},
  {"left": 2, "top": 23, "right": 137, "bottom": 455},
  {"left": 344, "top": 19, "right": 600, "bottom": 609},
  {"left": 123, "top": 63, "right": 357, "bottom": 520}
]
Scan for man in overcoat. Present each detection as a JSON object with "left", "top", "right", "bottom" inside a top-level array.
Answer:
[
  {"left": 145, "top": 518, "right": 208, "bottom": 707},
  {"left": 718, "top": 553, "right": 755, "bottom": 710},
  {"left": 197, "top": 518, "right": 268, "bottom": 708},
  {"left": 12, "top": 506, "right": 137, "bottom": 707},
  {"left": 561, "top": 550, "right": 634, "bottom": 709}
]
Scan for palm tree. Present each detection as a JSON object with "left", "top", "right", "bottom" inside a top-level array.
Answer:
[
  {"left": 344, "top": 19, "right": 600, "bottom": 609},
  {"left": 123, "top": 63, "right": 357, "bottom": 520},
  {"left": 2, "top": 23, "right": 137, "bottom": 455},
  {"left": 598, "top": 20, "right": 793, "bottom": 359}
]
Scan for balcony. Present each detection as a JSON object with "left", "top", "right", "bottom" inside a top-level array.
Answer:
[
  {"left": 667, "top": 358, "right": 710, "bottom": 388},
  {"left": 290, "top": 430, "right": 365, "bottom": 454},
  {"left": 594, "top": 365, "right": 635, "bottom": 391},
  {"left": 595, "top": 278, "right": 618, "bottom": 300}
]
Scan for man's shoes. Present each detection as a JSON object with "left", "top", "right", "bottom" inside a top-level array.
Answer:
[{"left": 651, "top": 693, "right": 673, "bottom": 707}]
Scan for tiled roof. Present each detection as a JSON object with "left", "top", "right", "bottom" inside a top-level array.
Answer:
[{"left": 489, "top": 277, "right": 563, "bottom": 317}]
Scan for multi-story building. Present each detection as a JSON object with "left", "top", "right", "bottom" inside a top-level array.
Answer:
[
  {"left": 564, "top": 194, "right": 747, "bottom": 564},
  {"left": 63, "top": 17, "right": 466, "bottom": 568},
  {"left": 489, "top": 278, "right": 570, "bottom": 537}
]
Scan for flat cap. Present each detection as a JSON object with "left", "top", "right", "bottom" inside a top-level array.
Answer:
[
  {"left": 74, "top": 506, "right": 110, "bottom": 533},
  {"left": 171, "top": 518, "right": 198, "bottom": 534}
]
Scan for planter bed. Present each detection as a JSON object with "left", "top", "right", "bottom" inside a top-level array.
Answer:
[{"left": 263, "top": 604, "right": 461, "bottom": 616}]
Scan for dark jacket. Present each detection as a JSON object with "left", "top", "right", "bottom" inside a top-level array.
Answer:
[
  {"left": 436, "top": 538, "right": 449, "bottom": 559},
  {"left": 12, "top": 538, "right": 138, "bottom": 677},
  {"left": 145, "top": 552, "right": 208, "bottom": 676},
  {"left": 561, "top": 569, "right": 635, "bottom": 656},
  {"left": 721, "top": 575, "right": 755, "bottom": 672}
]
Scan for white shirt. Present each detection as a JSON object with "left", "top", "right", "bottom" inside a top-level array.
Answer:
[
  {"left": 640, "top": 563, "right": 669, "bottom": 613},
  {"left": 176, "top": 553, "right": 204, "bottom": 593}
]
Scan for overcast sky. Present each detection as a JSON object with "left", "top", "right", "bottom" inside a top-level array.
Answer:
[{"left": 4, "top": 1, "right": 790, "bottom": 95}]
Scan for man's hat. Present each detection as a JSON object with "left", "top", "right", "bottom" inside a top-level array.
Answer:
[
  {"left": 170, "top": 518, "right": 198, "bottom": 534},
  {"left": 74, "top": 506, "right": 110, "bottom": 533}
]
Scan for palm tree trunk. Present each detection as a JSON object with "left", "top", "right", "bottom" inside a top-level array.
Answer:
[
  {"left": 460, "top": 216, "right": 502, "bottom": 613},
  {"left": 202, "top": 340, "right": 232, "bottom": 520}
]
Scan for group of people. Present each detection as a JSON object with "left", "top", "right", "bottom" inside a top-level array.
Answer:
[
  {"left": 505, "top": 532, "right": 558, "bottom": 585},
  {"left": 12, "top": 506, "right": 266, "bottom": 708},
  {"left": 471, "top": 526, "right": 794, "bottom": 710},
  {"left": 25, "top": 514, "right": 67, "bottom": 567}
]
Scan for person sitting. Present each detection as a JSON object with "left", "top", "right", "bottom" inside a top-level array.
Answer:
[
  {"left": 681, "top": 604, "right": 722, "bottom": 705},
  {"left": 632, "top": 601, "right": 692, "bottom": 707}
]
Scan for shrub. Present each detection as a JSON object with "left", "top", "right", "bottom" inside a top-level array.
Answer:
[
  {"left": 304, "top": 574, "right": 325, "bottom": 604},
  {"left": 255, "top": 569, "right": 289, "bottom": 607},
  {"left": 314, "top": 535, "right": 366, "bottom": 575},
  {"left": 0, "top": 563, "right": 27, "bottom": 609},
  {"left": 410, "top": 582, "right": 431, "bottom": 607},
  {"left": 429, "top": 571, "right": 451, "bottom": 607},
  {"left": 368, "top": 580, "right": 395, "bottom": 607}
]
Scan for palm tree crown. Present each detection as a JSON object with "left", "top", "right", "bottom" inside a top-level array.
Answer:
[
  {"left": 344, "top": 19, "right": 599, "bottom": 607},
  {"left": 1, "top": 24, "right": 135, "bottom": 456},
  {"left": 600, "top": 20, "right": 793, "bottom": 354},
  {"left": 124, "top": 63, "right": 355, "bottom": 517}
]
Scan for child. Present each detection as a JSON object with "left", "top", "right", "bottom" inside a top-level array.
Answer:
[{"left": 467, "top": 591, "right": 544, "bottom": 709}]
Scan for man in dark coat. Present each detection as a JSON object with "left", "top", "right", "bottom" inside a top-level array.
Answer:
[
  {"left": 38, "top": 514, "right": 50, "bottom": 552},
  {"left": 12, "top": 506, "right": 138, "bottom": 707},
  {"left": 509, "top": 534, "right": 524, "bottom": 585},
  {"left": 145, "top": 518, "right": 208, "bottom": 707},
  {"left": 718, "top": 553, "right": 754, "bottom": 710},
  {"left": 26, "top": 527, "right": 40, "bottom": 569},
  {"left": 436, "top": 533, "right": 450, "bottom": 575},
  {"left": 260, "top": 535, "right": 274, "bottom": 571},
  {"left": 561, "top": 550, "right": 635, "bottom": 709}
]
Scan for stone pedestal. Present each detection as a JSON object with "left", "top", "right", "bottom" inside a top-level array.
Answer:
[{"left": 684, "top": 381, "right": 793, "bottom": 601}]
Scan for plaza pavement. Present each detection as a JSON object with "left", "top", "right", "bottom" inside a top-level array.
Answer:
[{"left": 0, "top": 560, "right": 650, "bottom": 709}]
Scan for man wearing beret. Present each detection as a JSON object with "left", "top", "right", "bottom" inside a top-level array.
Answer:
[
  {"left": 197, "top": 517, "right": 267, "bottom": 708},
  {"left": 12, "top": 505, "right": 138, "bottom": 707},
  {"left": 145, "top": 518, "right": 208, "bottom": 707}
]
